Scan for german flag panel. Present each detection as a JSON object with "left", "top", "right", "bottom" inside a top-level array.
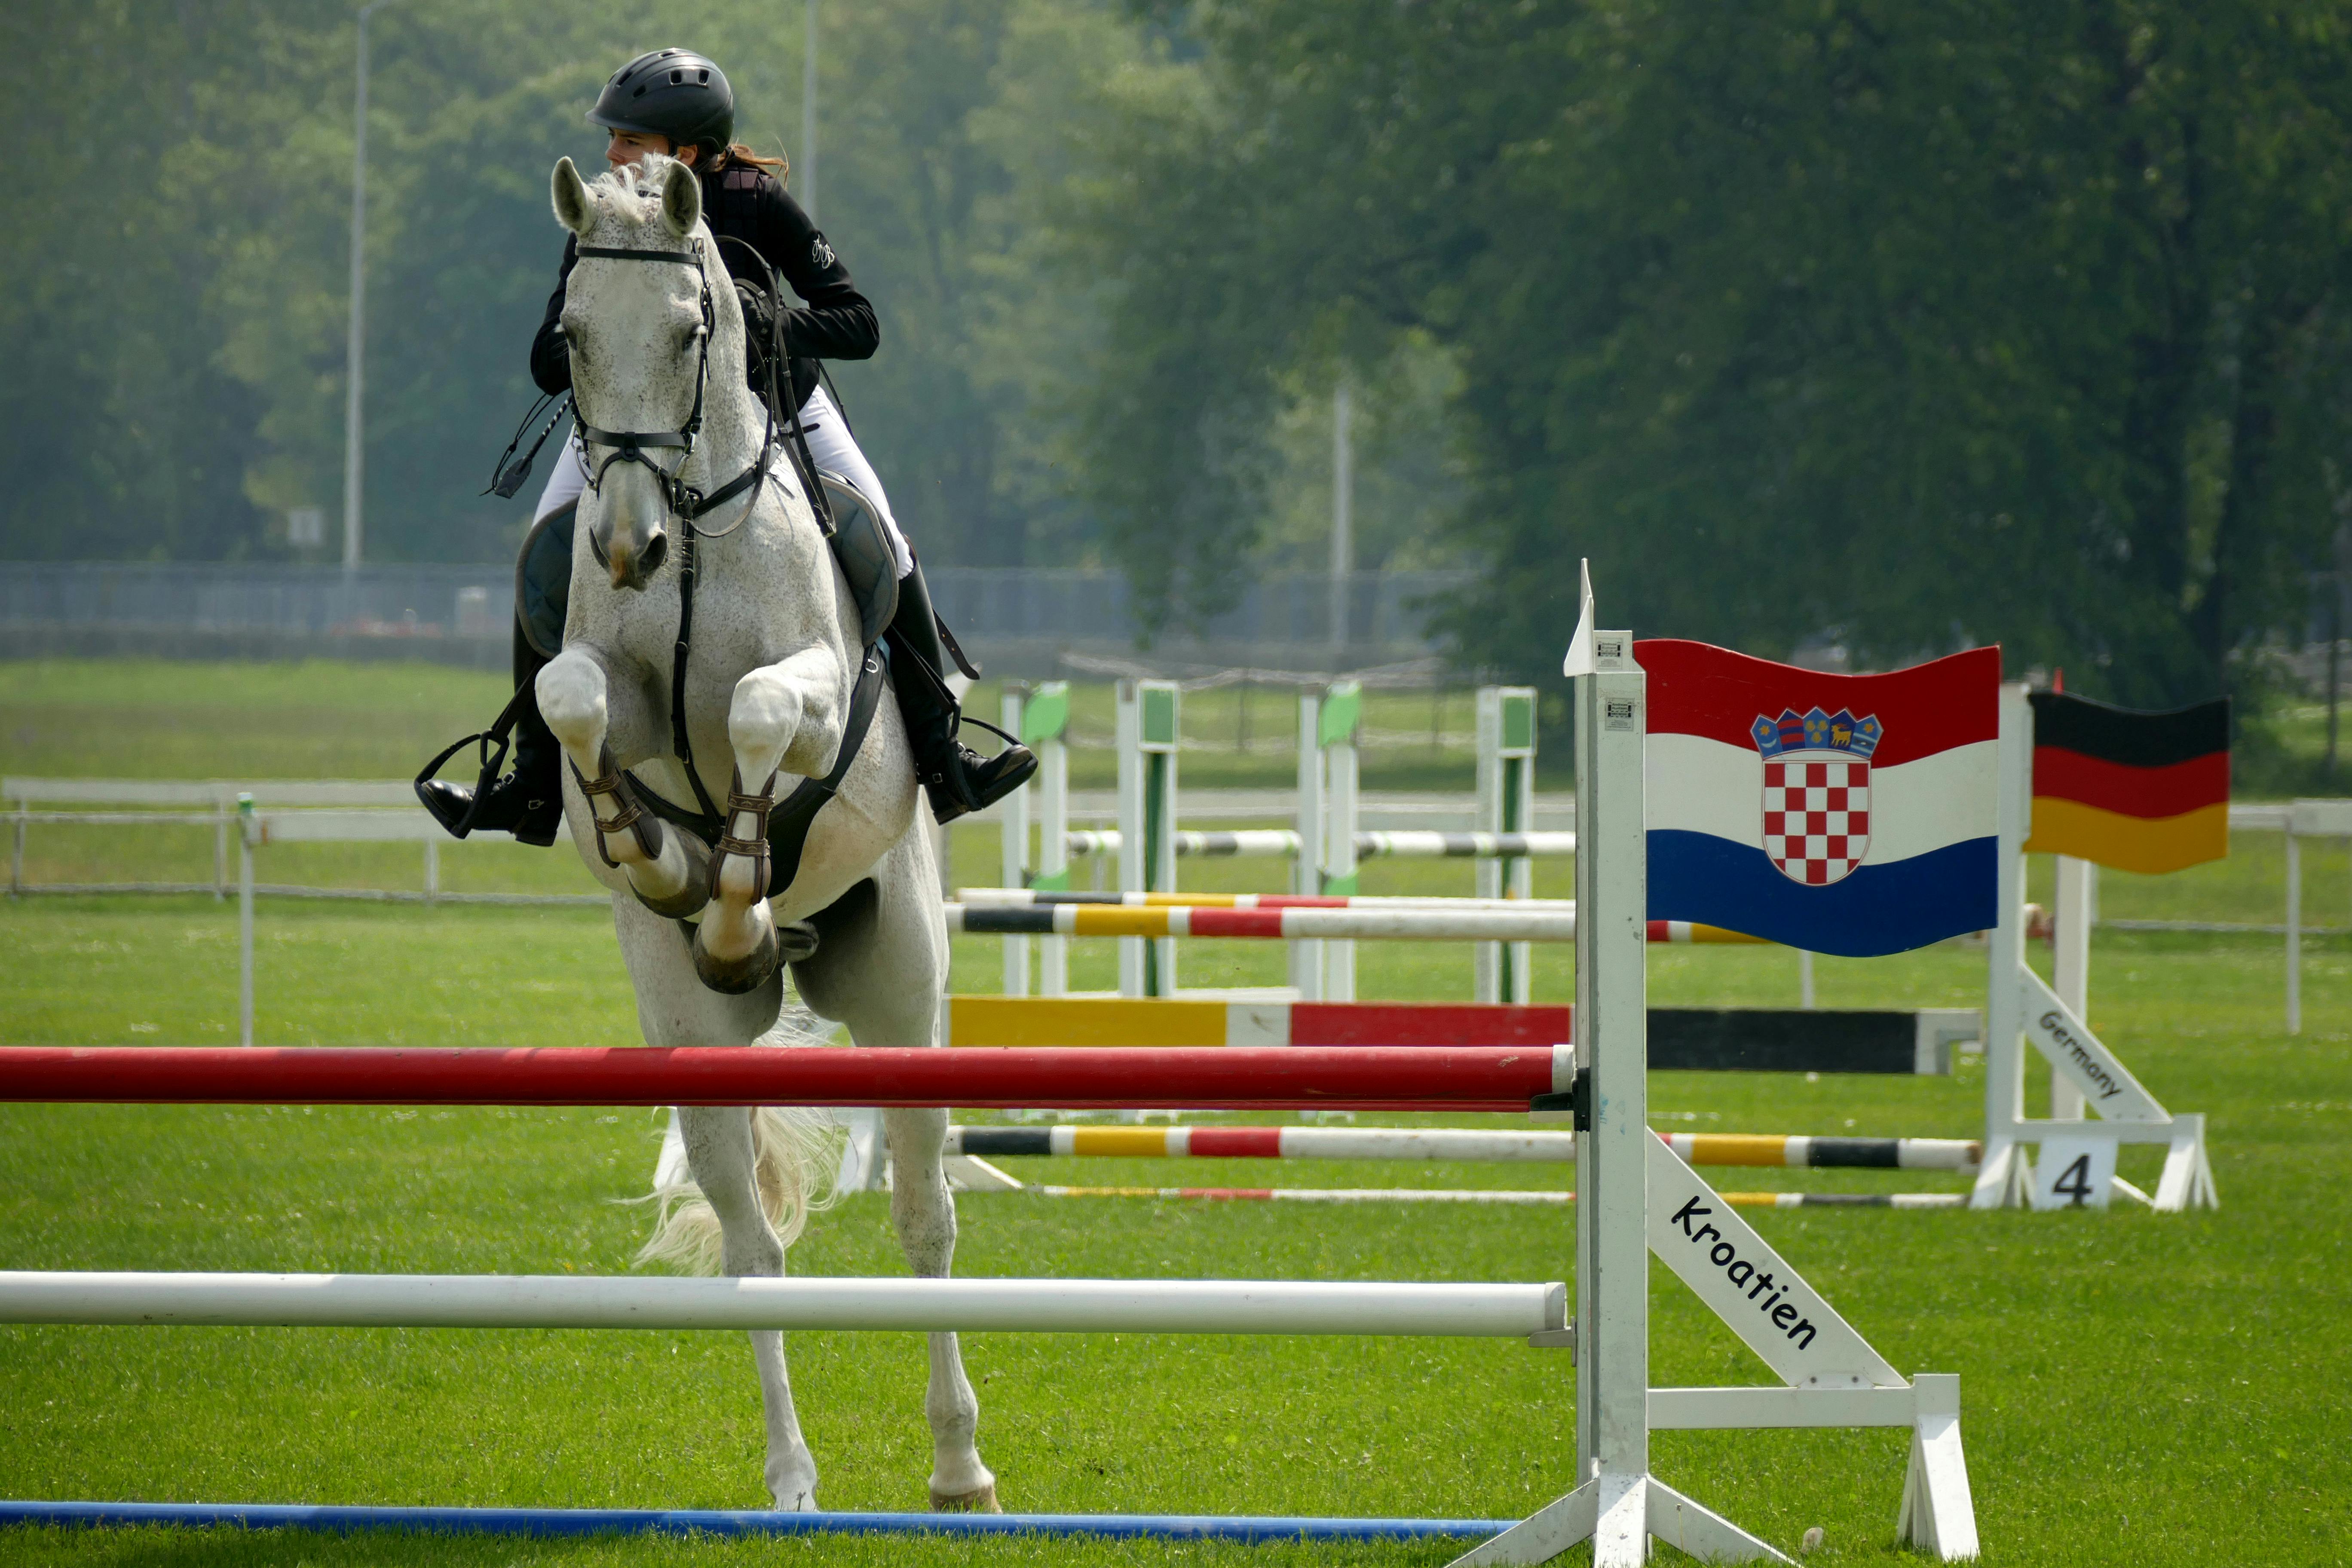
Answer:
[{"left": 2024, "top": 691, "right": 2229, "bottom": 874}]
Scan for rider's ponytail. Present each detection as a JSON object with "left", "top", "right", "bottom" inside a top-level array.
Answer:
[{"left": 710, "top": 142, "right": 788, "bottom": 182}]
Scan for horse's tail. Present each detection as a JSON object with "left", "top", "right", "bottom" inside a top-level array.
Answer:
[{"left": 633, "top": 1013, "right": 847, "bottom": 1275}]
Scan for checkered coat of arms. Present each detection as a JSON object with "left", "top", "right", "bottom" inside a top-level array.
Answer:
[{"left": 1750, "top": 706, "right": 1883, "bottom": 886}]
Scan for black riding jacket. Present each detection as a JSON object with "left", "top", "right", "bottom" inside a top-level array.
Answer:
[{"left": 530, "top": 163, "right": 877, "bottom": 414}]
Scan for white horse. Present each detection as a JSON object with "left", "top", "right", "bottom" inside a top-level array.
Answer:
[{"left": 532, "top": 153, "right": 996, "bottom": 1513}]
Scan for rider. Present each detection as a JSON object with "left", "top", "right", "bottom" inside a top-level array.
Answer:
[{"left": 420, "top": 48, "right": 1035, "bottom": 846}]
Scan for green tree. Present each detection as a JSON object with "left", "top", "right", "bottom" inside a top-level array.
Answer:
[
  {"left": 0, "top": 0, "right": 1150, "bottom": 571},
  {"left": 1070, "top": 0, "right": 2352, "bottom": 703}
]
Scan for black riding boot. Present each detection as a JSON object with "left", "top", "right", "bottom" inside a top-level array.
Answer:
[
  {"left": 416, "top": 621, "right": 567, "bottom": 846},
  {"left": 885, "top": 559, "right": 1037, "bottom": 825}
]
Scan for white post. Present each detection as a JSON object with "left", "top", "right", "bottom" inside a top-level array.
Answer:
[
  {"left": 1580, "top": 630, "right": 1651, "bottom": 1558},
  {"left": 1476, "top": 686, "right": 1538, "bottom": 1004},
  {"left": 2052, "top": 855, "right": 2094, "bottom": 1117},
  {"left": 9, "top": 797, "right": 24, "bottom": 897},
  {"left": 1118, "top": 680, "right": 1180, "bottom": 997},
  {"left": 238, "top": 795, "right": 256, "bottom": 1049},
  {"left": 1972, "top": 684, "right": 2035, "bottom": 1208},
  {"left": 2286, "top": 824, "right": 2302, "bottom": 1036},
  {"left": 1000, "top": 684, "right": 1029, "bottom": 997},
  {"left": 1032, "top": 682, "right": 1071, "bottom": 996},
  {"left": 1117, "top": 681, "right": 1142, "bottom": 998},
  {"left": 1291, "top": 692, "right": 1325, "bottom": 1000},
  {"left": 213, "top": 803, "right": 228, "bottom": 902},
  {"left": 423, "top": 836, "right": 439, "bottom": 906},
  {"left": 1323, "top": 682, "right": 1361, "bottom": 1001},
  {"left": 1798, "top": 949, "right": 1816, "bottom": 1009}
]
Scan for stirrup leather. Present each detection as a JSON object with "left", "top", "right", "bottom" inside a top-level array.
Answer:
[
  {"left": 572, "top": 746, "right": 666, "bottom": 870},
  {"left": 711, "top": 766, "right": 779, "bottom": 900}
]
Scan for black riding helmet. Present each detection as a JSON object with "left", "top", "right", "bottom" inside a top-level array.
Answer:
[{"left": 588, "top": 49, "right": 735, "bottom": 161}]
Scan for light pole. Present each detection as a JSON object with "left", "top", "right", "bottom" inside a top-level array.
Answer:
[
  {"left": 343, "top": 0, "right": 396, "bottom": 577},
  {"left": 802, "top": 0, "right": 819, "bottom": 223},
  {"left": 1329, "top": 375, "right": 1354, "bottom": 661}
]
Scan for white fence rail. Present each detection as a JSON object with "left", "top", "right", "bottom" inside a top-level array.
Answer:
[
  {"left": 10, "top": 777, "right": 2350, "bottom": 1034},
  {"left": 3, "top": 776, "right": 600, "bottom": 907}
]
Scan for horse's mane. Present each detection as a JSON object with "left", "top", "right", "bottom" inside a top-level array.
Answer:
[{"left": 582, "top": 153, "right": 701, "bottom": 231}]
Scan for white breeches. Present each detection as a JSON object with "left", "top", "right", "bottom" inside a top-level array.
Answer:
[{"left": 534, "top": 383, "right": 912, "bottom": 579}]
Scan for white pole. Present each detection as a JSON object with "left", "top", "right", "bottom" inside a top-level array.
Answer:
[
  {"left": 1474, "top": 687, "right": 1502, "bottom": 1002},
  {"left": 1291, "top": 692, "right": 1324, "bottom": 1000},
  {"left": 1325, "top": 691, "right": 1360, "bottom": 1002},
  {"left": 1330, "top": 377, "right": 1353, "bottom": 661},
  {"left": 1575, "top": 630, "right": 1649, "bottom": 1499},
  {"left": 423, "top": 836, "right": 439, "bottom": 906},
  {"left": 1117, "top": 682, "right": 1145, "bottom": 996},
  {"left": 1798, "top": 949, "right": 1816, "bottom": 1009},
  {"left": 1506, "top": 749, "right": 1534, "bottom": 1004},
  {"left": 2286, "top": 824, "right": 2302, "bottom": 1035},
  {"left": 801, "top": 0, "right": 819, "bottom": 224},
  {"left": 1036, "top": 684, "right": 1069, "bottom": 996},
  {"left": 0, "top": 1271, "right": 1564, "bottom": 1340},
  {"left": 237, "top": 795, "right": 256, "bottom": 1048},
  {"left": 1001, "top": 686, "right": 1028, "bottom": 996},
  {"left": 1474, "top": 688, "right": 1537, "bottom": 1003},
  {"left": 1971, "top": 684, "right": 2034, "bottom": 1209},
  {"left": 2051, "top": 855, "right": 2093, "bottom": 1118},
  {"left": 343, "top": 2, "right": 392, "bottom": 578}
]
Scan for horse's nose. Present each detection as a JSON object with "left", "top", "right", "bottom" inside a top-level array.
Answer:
[{"left": 605, "top": 523, "right": 668, "bottom": 591}]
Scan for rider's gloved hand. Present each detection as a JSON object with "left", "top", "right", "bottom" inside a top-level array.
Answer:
[{"left": 735, "top": 282, "right": 779, "bottom": 359}]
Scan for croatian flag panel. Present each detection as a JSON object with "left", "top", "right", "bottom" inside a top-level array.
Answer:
[{"left": 1639, "top": 640, "right": 2000, "bottom": 956}]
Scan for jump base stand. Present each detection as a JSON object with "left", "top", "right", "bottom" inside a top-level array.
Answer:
[
  {"left": 1973, "top": 684, "right": 2218, "bottom": 1212},
  {"left": 1455, "top": 593, "right": 1976, "bottom": 1566}
]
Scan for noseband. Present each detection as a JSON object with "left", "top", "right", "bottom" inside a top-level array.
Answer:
[{"left": 570, "top": 240, "right": 772, "bottom": 533}]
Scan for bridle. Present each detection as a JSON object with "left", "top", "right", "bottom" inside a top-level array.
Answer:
[{"left": 569, "top": 238, "right": 774, "bottom": 537}]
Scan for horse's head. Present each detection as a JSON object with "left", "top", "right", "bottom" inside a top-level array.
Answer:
[{"left": 551, "top": 153, "right": 747, "bottom": 592}]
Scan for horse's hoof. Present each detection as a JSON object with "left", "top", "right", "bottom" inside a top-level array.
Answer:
[
  {"left": 930, "top": 1481, "right": 1001, "bottom": 1513},
  {"left": 631, "top": 836, "right": 713, "bottom": 919},
  {"left": 694, "top": 920, "right": 781, "bottom": 995}
]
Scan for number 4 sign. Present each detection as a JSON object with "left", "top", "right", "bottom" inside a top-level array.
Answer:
[{"left": 2030, "top": 1135, "right": 2118, "bottom": 1211}]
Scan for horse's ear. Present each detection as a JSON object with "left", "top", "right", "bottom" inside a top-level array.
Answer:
[
  {"left": 658, "top": 156, "right": 701, "bottom": 239},
  {"left": 552, "top": 156, "right": 594, "bottom": 236}
]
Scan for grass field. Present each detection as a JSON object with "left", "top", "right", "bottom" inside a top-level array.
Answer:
[{"left": 1, "top": 658, "right": 2349, "bottom": 1565}]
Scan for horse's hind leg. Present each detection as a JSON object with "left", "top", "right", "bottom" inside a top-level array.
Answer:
[
  {"left": 676, "top": 1102, "right": 821, "bottom": 1510},
  {"left": 792, "top": 851, "right": 997, "bottom": 1513},
  {"left": 610, "top": 897, "right": 819, "bottom": 1510},
  {"left": 883, "top": 1104, "right": 998, "bottom": 1510}
]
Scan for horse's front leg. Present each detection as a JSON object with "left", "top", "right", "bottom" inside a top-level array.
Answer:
[
  {"left": 692, "top": 647, "right": 845, "bottom": 993},
  {"left": 536, "top": 650, "right": 709, "bottom": 915}
]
